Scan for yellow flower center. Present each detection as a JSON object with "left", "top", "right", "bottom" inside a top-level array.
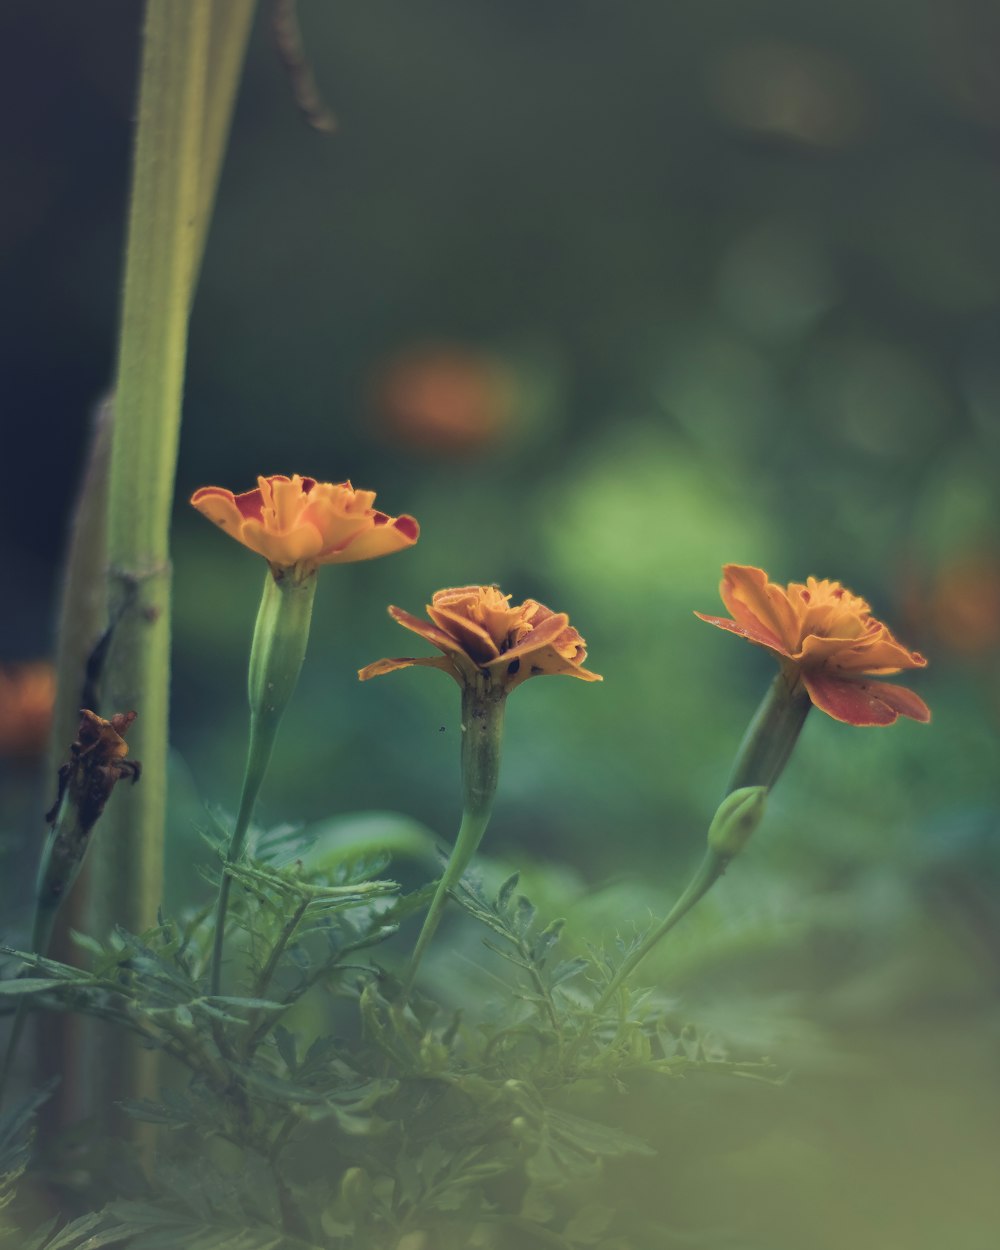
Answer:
[{"left": 786, "top": 578, "right": 878, "bottom": 648}]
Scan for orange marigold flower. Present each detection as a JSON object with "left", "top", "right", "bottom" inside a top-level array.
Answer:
[
  {"left": 190, "top": 474, "right": 419, "bottom": 575},
  {"left": 358, "top": 585, "right": 602, "bottom": 692},
  {"left": 0, "top": 661, "right": 56, "bottom": 760},
  {"left": 696, "top": 564, "right": 930, "bottom": 727}
]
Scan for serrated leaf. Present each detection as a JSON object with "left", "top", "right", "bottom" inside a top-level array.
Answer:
[
  {"left": 531, "top": 919, "right": 565, "bottom": 965},
  {"left": 514, "top": 895, "right": 537, "bottom": 936},
  {"left": 548, "top": 957, "right": 589, "bottom": 987}
]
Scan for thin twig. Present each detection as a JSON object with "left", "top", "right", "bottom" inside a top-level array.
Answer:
[{"left": 271, "top": 0, "right": 337, "bottom": 133}]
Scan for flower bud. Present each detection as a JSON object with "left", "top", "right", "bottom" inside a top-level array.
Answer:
[{"left": 706, "top": 786, "right": 768, "bottom": 859}]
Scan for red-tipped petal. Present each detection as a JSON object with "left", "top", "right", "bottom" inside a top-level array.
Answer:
[
  {"left": 802, "top": 670, "right": 931, "bottom": 726},
  {"left": 720, "top": 564, "right": 799, "bottom": 653},
  {"left": 387, "top": 605, "right": 462, "bottom": 654},
  {"left": 358, "top": 655, "right": 457, "bottom": 683},
  {"left": 491, "top": 611, "right": 571, "bottom": 666},
  {"left": 694, "top": 611, "right": 789, "bottom": 657}
]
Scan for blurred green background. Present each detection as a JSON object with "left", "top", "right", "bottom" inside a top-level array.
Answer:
[{"left": 2, "top": 2, "right": 999, "bottom": 1247}]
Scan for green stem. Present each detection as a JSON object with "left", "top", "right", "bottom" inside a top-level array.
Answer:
[
  {"left": 725, "top": 667, "right": 811, "bottom": 793},
  {"left": 592, "top": 670, "right": 811, "bottom": 1014},
  {"left": 209, "top": 570, "right": 317, "bottom": 996},
  {"left": 404, "top": 807, "right": 493, "bottom": 996},
  {"left": 591, "top": 850, "right": 726, "bottom": 1016},
  {"left": 403, "top": 684, "right": 506, "bottom": 994},
  {"left": 1, "top": 780, "right": 110, "bottom": 1105},
  {"left": 81, "top": 2, "right": 211, "bottom": 1129}
]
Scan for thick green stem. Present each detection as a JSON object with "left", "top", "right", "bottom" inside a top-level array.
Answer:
[
  {"left": 88, "top": 0, "right": 209, "bottom": 942},
  {"left": 40, "top": 4, "right": 256, "bottom": 1128},
  {"left": 404, "top": 684, "right": 506, "bottom": 994},
  {"left": 210, "top": 571, "right": 317, "bottom": 996},
  {"left": 79, "top": 2, "right": 211, "bottom": 1131},
  {"left": 725, "top": 667, "right": 811, "bottom": 794}
]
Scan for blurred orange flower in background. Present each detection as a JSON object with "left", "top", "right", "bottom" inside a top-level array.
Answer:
[
  {"left": 359, "top": 585, "right": 602, "bottom": 692},
  {"left": 923, "top": 554, "right": 1000, "bottom": 658},
  {"left": 0, "top": 662, "right": 56, "bottom": 760},
  {"left": 190, "top": 474, "right": 419, "bottom": 575},
  {"left": 697, "top": 564, "right": 930, "bottom": 726},
  {"left": 369, "top": 344, "right": 515, "bottom": 456}
]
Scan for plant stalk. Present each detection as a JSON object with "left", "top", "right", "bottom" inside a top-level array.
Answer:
[
  {"left": 83, "top": 0, "right": 210, "bottom": 1128},
  {"left": 209, "top": 570, "right": 317, "bottom": 996},
  {"left": 595, "top": 670, "right": 811, "bottom": 1009},
  {"left": 404, "top": 684, "right": 505, "bottom": 994}
]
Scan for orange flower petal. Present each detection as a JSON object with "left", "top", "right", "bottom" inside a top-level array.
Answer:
[
  {"left": 387, "top": 605, "right": 467, "bottom": 656},
  {"left": 506, "top": 645, "right": 603, "bottom": 688},
  {"left": 427, "top": 604, "right": 502, "bottom": 664},
  {"left": 358, "top": 655, "right": 457, "bottom": 683},
  {"left": 693, "top": 612, "right": 789, "bottom": 656},
  {"left": 802, "top": 671, "right": 932, "bottom": 726},
  {"left": 720, "top": 565, "right": 799, "bottom": 655},
  {"left": 191, "top": 475, "right": 418, "bottom": 572},
  {"left": 190, "top": 487, "right": 249, "bottom": 545},
  {"left": 240, "top": 516, "right": 326, "bottom": 565},
  {"left": 323, "top": 513, "right": 419, "bottom": 564},
  {"left": 363, "top": 586, "right": 599, "bottom": 694}
]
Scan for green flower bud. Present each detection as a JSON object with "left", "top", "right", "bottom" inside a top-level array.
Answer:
[{"left": 706, "top": 785, "right": 768, "bottom": 859}]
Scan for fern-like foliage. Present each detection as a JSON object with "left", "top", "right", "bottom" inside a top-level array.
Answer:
[{"left": 0, "top": 830, "right": 776, "bottom": 1250}]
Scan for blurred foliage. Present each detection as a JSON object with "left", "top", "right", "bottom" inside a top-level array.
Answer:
[{"left": 2, "top": 1, "right": 999, "bottom": 1247}]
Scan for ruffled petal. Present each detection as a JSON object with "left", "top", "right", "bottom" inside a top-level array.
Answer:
[
  {"left": 192, "top": 476, "right": 418, "bottom": 571},
  {"left": 491, "top": 611, "right": 571, "bottom": 665},
  {"left": 190, "top": 488, "right": 249, "bottom": 544},
  {"left": 802, "top": 671, "right": 932, "bottom": 726},
  {"left": 365, "top": 586, "right": 599, "bottom": 694},
  {"left": 694, "top": 612, "right": 789, "bottom": 657},
  {"left": 358, "top": 655, "right": 458, "bottom": 683},
  {"left": 427, "top": 604, "right": 501, "bottom": 663},
  {"left": 505, "top": 644, "right": 603, "bottom": 689},
  {"left": 720, "top": 565, "right": 799, "bottom": 654},
  {"left": 240, "top": 516, "right": 326, "bottom": 565},
  {"left": 319, "top": 513, "right": 420, "bottom": 564},
  {"left": 387, "top": 605, "right": 464, "bottom": 655}
]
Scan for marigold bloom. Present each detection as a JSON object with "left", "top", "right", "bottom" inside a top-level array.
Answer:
[
  {"left": 358, "top": 585, "right": 602, "bottom": 691},
  {"left": 0, "top": 662, "right": 56, "bottom": 760},
  {"left": 190, "top": 474, "right": 419, "bottom": 575},
  {"left": 696, "top": 564, "right": 930, "bottom": 727}
]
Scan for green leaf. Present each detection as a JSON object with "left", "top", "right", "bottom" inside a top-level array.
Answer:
[
  {"left": 496, "top": 873, "right": 520, "bottom": 912},
  {"left": 0, "top": 979, "right": 73, "bottom": 997},
  {"left": 548, "top": 958, "right": 589, "bottom": 987}
]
